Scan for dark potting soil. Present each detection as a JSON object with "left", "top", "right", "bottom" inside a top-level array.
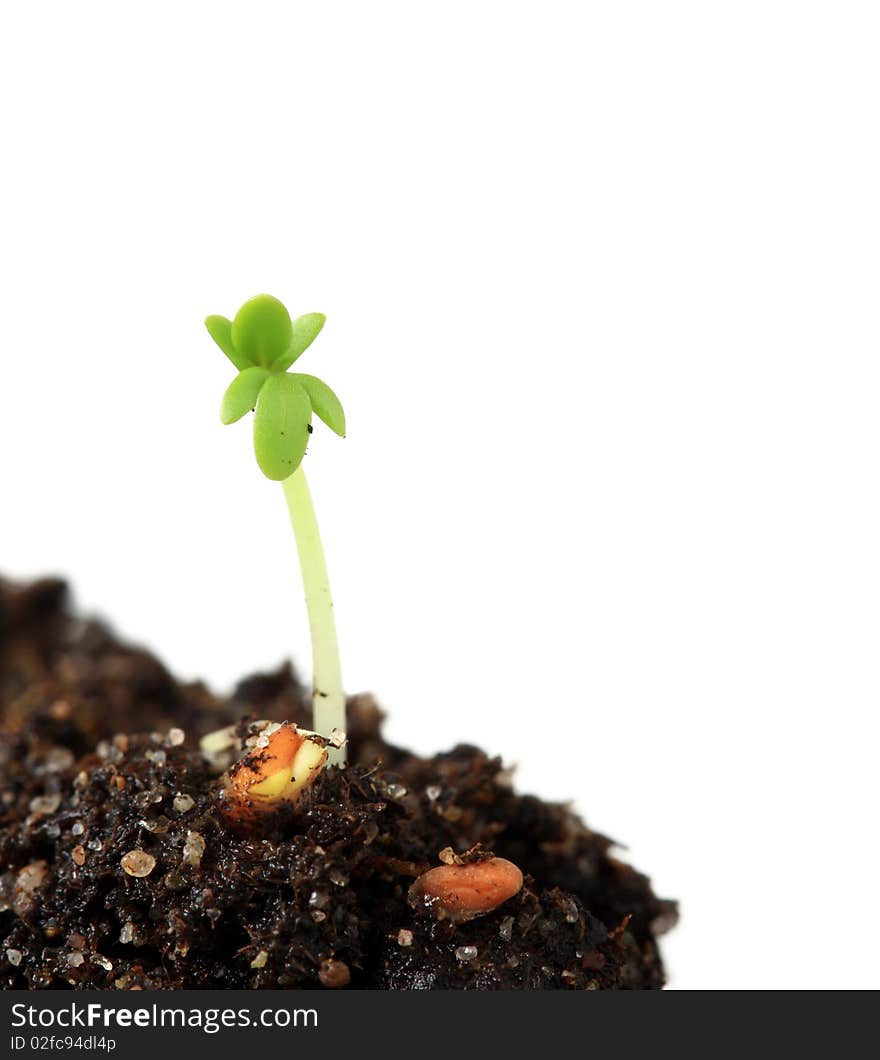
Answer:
[{"left": 0, "top": 576, "right": 677, "bottom": 990}]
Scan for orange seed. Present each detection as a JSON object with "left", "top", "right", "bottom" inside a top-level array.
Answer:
[{"left": 408, "top": 856, "right": 523, "bottom": 923}]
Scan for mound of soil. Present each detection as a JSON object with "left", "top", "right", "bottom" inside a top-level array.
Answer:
[{"left": 0, "top": 577, "right": 676, "bottom": 989}]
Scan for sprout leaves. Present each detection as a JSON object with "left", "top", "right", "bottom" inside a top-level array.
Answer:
[
  {"left": 205, "top": 315, "right": 252, "bottom": 371},
  {"left": 207, "top": 295, "right": 345, "bottom": 480},
  {"left": 273, "top": 313, "right": 326, "bottom": 372},
  {"left": 220, "top": 366, "right": 269, "bottom": 424},
  {"left": 231, "top": 295, "right": 293, "bottom": 367},
  {"left": 293, "top": 373, "right": 346, "bottom": 436},
  {"left": 253, "top": 374, "right": 312, "bottom": 481}
]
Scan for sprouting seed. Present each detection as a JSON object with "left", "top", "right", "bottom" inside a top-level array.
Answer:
[{"left": 220, "top": 723, "right": 327, "bottom": 823}]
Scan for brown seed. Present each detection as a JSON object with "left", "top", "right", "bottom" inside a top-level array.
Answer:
[
  {"left": 408, "top": 856, "right": 524, "bottom": 923},
  {"left": 72, "top": 846, "right": 86, "bottom": 866},
  {"left": 318, "top": 958, "right": 351, "bottom": 988}
]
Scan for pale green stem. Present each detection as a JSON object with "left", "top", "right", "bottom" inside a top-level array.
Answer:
[{"left": 282, "top": 466, "right": 346, "bottom": 767}]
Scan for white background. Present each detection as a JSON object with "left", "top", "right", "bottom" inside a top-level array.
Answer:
[{"left": 1, "top": 2, "right": 877, "bottom": 989}]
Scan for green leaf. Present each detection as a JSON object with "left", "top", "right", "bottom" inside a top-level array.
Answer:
[
  {"left": 220, "top": 366, "right": 270, "bottom": 425},
  {"left": 272, "top": 312, "right": 326, "bottom": 371},
  {"left": 205, "top": 315, "right": 253, "bottom": 370},
  {"left": 293, "top": 373, "right": 346, "bottom": 436},
  {"left": 253, "top": 373, "right": 312, "bottom": 480},
  {"left": 231, "top": 295, "right": 293, "bottom": 368}
]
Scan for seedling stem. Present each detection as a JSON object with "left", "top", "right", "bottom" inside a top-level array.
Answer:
[{"left": 283, "top": 466, "right": 345, "bottom": 767}]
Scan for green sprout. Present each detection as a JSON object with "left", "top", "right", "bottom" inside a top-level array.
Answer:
[{"left": 205, "top": 294, "right": 347, "bottom": 766}]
